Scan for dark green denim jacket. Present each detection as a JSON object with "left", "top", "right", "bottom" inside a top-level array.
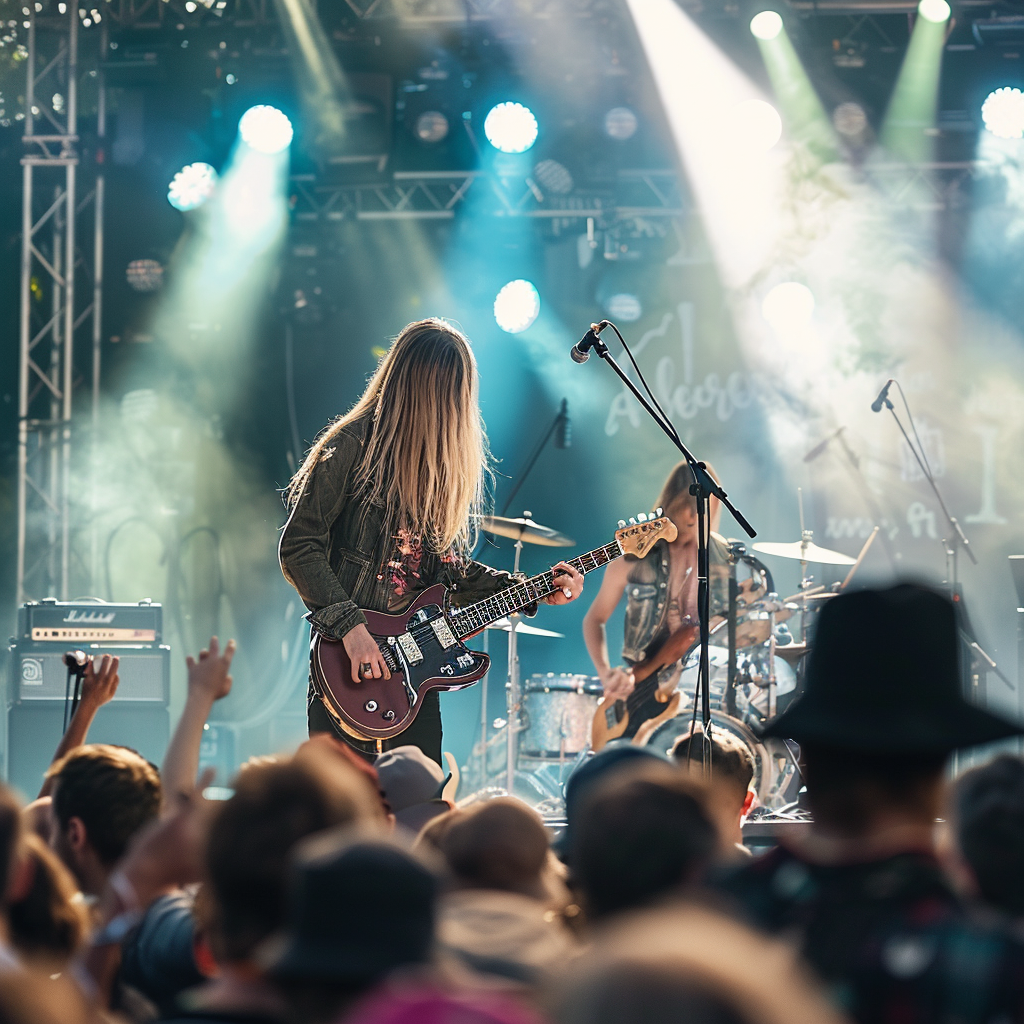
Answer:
[{"left": 279, "top": 415, "right": 525, "bottom": 640}]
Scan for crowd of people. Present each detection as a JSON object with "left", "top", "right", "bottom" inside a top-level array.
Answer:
[{"left": 0, "top": 582, "right": 1020, "bottom": 1024}]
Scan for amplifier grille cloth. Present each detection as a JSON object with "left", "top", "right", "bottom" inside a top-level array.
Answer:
[{"left": 16, "top": 651, "right": 166, "bottom": 702}]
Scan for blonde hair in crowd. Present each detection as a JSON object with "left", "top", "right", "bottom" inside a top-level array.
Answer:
[{"left": 286, "top": 318, "right": 489, "bottom": 556}]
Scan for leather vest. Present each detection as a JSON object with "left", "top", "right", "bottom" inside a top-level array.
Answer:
[{"left": 621, "top": 534, "right": 732, "bottom": 664}]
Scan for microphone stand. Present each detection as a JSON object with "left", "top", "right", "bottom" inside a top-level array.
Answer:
[
  {"left": 578, "top": 327, "right": 756, "bottom": 749},
  {"left": 500, "top": 399, "right": 569, "bottom": 515}
]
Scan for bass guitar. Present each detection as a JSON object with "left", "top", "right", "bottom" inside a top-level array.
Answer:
[
  {"left": 311, "top": 514, "right": 677, "bottom": 744},
  {"left": 590, "top": 620, "right": 706, "bottom": 752}
]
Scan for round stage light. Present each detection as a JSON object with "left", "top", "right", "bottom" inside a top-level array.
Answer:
[
  {"left": 125, "top": 258, "right": 164, "bottom": 293},
  {"left": 238, "top": 104, "right": 294, "bottom": 154},
  {"left": 167, "top": 162, "right": 218, "bottom": 212},
  {"left": 762, "top": 282, "right": 815, "bottom": 332},
  {"left": 533, "top": 159, "right": 573, "bottom": 194},
  {"left": 415, "top": 110, "right": 449, "bottom": 143},
  {"left": 917, "top": 0, "right": 950, "bottom": 22},
  {"left": 484, "top": 102, "right": 539, "bottom": 154},
  {"left": 493, "top": 279, "right": 540, "bottom": 334},
  {"left": 604, "top": 106, "right": 638, "bottom": 141},
  {"left": 833, "top": 102, "right": 868, "bottom": 138},
  {"left": 981, "top": 87, "right": 1024, "bottom": 140},
  {"left": 750, "top": 10, "right": 783, "bottom": 40},
  {"left": 729, "top": 99, "right": 783, "bottom": 153}
]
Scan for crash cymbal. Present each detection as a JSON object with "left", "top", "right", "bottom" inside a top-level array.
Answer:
[
  {"left": 486, "top": 618, "right": 565, "bottom": 638},
  {"left": 476, "top": 514, "right": 575, "bottom": 547},
  {"left": 774, "top": 642, "right": 810, "bottom": 665},
  {"left": 751, "top": 540, "right": 856, "bottom": 566}
]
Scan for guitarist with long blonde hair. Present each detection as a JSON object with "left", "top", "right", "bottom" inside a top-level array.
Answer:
[{"left": 281, "top": 318, "right": 583, "bottom": 764}]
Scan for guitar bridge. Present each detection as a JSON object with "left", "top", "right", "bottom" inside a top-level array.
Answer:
[
  {"left": 396, "top": 632, "right": 423, "bottom": 664},
  {"left": 430, "top": 618, "right": 457, "bottom": 649}
]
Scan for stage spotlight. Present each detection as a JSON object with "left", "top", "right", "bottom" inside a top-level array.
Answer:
[
  {"left": 762, "top": 282, "right": 814, "bottom": 332},
  {"left": 750, "top": 10, "right": 783, "bottom": 40},
  {"left": 493, "top": 279, "right": 540, "bottom": 334},
  {"left": 917, "top": 0, "right": 950, "bottom": 22},
  {"left": 533, "top": 159, "right": 573, "bottom": 194},
  {"left": 415, "top": 110, "right": 449, "bottom": 143},
  {"left": 167, "top": 162, "right": 218, "bottom": 212},
  {"left": 484, "top": 102, "right": 539, "bottom": 154},
  {"left": 604, "top": 106, "right": 638, "bottom": 140},
  {"left": 126, "top": 259, "right": 164, "bottom": 293},
  {"left": 981, "top": 87, "right": 1024, "bottom": 139},
  {"left": 728, "top": 99, "right": 783, "bottom": 152},
  {"left": 833, "top": 102, "right": 868, "bottom": 138},
  {"left": 238, "top": 105, "right": 294, "bottom": 154}
]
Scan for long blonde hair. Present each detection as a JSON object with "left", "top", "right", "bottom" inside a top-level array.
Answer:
[{"left": 286, "top": 318, "right": 489, "bottom": 556}]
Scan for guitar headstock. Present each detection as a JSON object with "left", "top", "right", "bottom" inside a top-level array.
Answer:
[{"left": 614, "top": 509, "right": 678, "bottom": 558}]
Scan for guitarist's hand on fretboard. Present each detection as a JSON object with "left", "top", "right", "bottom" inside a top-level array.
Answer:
[{"left": 600, "top": 665, "right": 636, "bottom": 702}]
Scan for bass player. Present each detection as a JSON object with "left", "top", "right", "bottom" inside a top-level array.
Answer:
[
  {"left": 280, "top": 318, "right": 584, "bottom": 765},
  {"left": 583, "top": 461, "right": 755, "bottom": 740}
]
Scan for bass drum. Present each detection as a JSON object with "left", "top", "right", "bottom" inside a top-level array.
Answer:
[{"left": 637, "top": 710, "right": 801, "bottom": 809}]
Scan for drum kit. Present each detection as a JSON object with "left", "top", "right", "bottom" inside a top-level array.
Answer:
[{"left": 461, "top": 510, "right": 877, "bottom": 814}]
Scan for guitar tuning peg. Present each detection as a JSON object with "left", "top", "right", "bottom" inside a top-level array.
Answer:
[
  {"left": 628, "top": 517, "right": 637, "bottom": 526},
  {"left": 637, "top": 512, "right": 648, "bottom": 522},
  {"left": 617, "top": 520, "right": 627, "bottom": 529},
  {"left": 656, "top": 507, "right": 663, "bottom": 517}
]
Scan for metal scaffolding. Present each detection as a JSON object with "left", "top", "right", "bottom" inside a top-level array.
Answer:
[{"left": 17, "top": 6, "right": 105, "bottom": 604}]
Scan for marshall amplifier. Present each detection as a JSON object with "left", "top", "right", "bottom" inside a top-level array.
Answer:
[{"left": 6, "top": 600, "right": 170, "bottom": 797}]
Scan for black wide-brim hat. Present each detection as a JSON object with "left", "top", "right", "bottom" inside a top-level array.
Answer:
[{"left": 761, "top": 582, "right": 1023, "bottom": 754}]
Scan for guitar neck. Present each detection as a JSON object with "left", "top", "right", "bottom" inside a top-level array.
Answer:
[{"left": 449, "top": 540, "right": 622, "bottom": 640}]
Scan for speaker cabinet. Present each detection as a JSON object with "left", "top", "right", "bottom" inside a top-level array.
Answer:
[{"left": 6, "top": 644, "right": 170, "bottom": 798}]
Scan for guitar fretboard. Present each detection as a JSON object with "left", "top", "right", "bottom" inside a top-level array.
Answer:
[{"left": 449, "top": 541, "right": 622, "bottom": 640}]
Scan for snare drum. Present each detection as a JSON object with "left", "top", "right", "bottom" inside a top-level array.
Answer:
[{"left": 520, "top": 673, "right": 602, "bottom": 759}]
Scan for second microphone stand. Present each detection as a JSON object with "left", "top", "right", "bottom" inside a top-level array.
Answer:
[{"left": 576, "top": 325, "right": 756, "bottom": 754}]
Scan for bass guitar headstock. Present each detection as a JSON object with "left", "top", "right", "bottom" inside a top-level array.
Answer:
[{"left": 615, "top": 509, "right": 678, "bottom": 558}]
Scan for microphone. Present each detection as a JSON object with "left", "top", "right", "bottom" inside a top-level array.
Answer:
[
  {"left": 554, "top": 398, "right": 571, "bottom": 449},
  {"left": 570, "top": 321, "right": 610, "bottom": 364},
  {"left": 63, "top": 650, "right": 88, "bottom": 671},
  {"left": 871, "top": 379, "right": 894, "bottom": 413},
  {"left": 803, "top": 426, "right": 846, "bottom": 463}
]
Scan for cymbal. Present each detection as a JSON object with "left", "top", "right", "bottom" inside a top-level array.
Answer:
[
  {"left": 486, "top": 618, "right": 565, "bottom": 638},
  {"left": 752, "top": 540, "right": 856, "bottom": 566},
  {"left": 476, "top": 515, "right": 575, "bottom": 547},
  {"left": 775, "top": 643, "right": 810, "bottom": 665}
]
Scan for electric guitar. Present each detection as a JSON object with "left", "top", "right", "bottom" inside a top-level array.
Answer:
[
  {"left": 590, "top": 621, "right": 704, "bottom": 752},
  {"left": 310, "top": 515, "right": 676, "bottom": 744}
]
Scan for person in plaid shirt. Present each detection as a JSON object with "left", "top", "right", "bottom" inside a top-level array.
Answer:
[{"left": 717, "top": 583, "right": 1024, "bottom": 1024}]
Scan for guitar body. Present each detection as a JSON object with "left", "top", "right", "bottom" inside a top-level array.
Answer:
[
  {"left": 632, "top": 691, "right": 683, "bottom": 747},
  {"left": 590, "top": 624, "right": 699, "bottom": 753},
  {"left": 310, "top": 584, "right": 489, "bottom": 743}
]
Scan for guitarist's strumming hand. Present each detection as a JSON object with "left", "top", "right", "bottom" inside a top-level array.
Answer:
[
  {"left": 541, "top": 562, "right": 585, "bottom": 606},
  {"left": 601, "top": 666, "right": 636, "bottom": 702},
  {"left": 343, "top": 623, "right": 392, "bottom": 683}
]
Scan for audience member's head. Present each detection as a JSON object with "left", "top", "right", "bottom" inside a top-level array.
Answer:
[
  {"left": 569, "top": 765, "right": 717, "bottom": 922},
  {"left": 440, "top": 799, "right": 554, "bottom": 901},
  {"left": 374, "top": 746, "right": 450, "bottom": 833},
  {"left": 204, "top": 753, "right": 382, "bottom": 967},
  {"left": 345, "top": 985, "right": 545, "bottom": 1024},
  {"left": 672, "top": 728, "right": 755, "bottom": 851},
  {"left": 8, "top": 834, "right": 88, "bottom": 969},
  {"left": 46, "top": 744, "right": 161, "bottom": 896},
  {"left": 549, "top": 905, "right": 846, "bottom": 1024},
  {"left": 561, "top": 745, "right": 667, "bottom": 858},
  {"left": 950, "top": 755, "right": 1024, "bottom": 917},
  {"left": 264, "top": 831, "right": 437, "bottom": 1024},
  {"left": 762, "top": 583, "right": 1023, "bottom": 844},
  {"left": 412, "top": 808, "right": 465, "bottom": 857}
]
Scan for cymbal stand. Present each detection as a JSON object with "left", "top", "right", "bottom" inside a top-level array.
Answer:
[{"left": 505, "top": 535, "right": 524, "bottom": 794}]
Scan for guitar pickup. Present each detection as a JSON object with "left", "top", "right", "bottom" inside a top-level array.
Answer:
[
  {"left": 396, "top": 632, "right": 423, "bottom": 664},
  {"left": 430, "top": 618, "right": 457, "bottom": 649}
]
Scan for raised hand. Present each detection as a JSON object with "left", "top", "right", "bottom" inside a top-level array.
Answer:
[
  {"left": 81, "top": 653, "right": 120, "bottom": 708},
  {"left": 185, "top": 636, "right": 236, "bottom": 703}
]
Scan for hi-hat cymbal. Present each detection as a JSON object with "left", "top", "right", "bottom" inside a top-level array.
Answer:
[
  {"left": 476, "top": 515, "right": 575, "bottom": 547},
  {"left": 486, "top": 618, "right": 565, "bottom": 638},
  {"left": 752, "top": 540, "right": 856, "bottom": 566}
]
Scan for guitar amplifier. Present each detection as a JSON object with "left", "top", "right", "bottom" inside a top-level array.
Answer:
[{"left": 6, "top": 600, "right": 170, "bottom": 797}]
